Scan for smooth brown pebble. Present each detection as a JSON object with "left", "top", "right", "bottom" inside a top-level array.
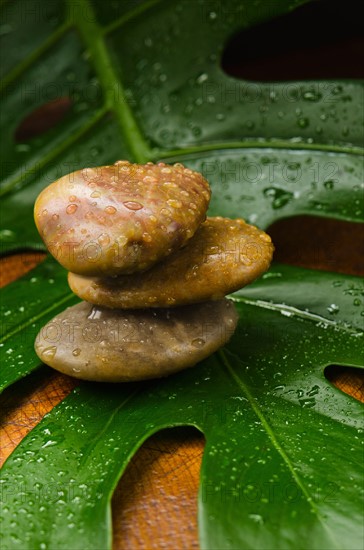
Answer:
[
  {"left": 68, "top": 217, "right": 274, "bottom": 309},
  {"left": 34, "top": 299, "right": 238, "bottom": 382},
  {"left": 34, "top": 161, "right": 210, "bottom": 276}
]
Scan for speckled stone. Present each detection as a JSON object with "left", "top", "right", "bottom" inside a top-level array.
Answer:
[
  {"left": 68, "top": 217, "right": 274, "bottom": 309},
  {"left": 34, "top": 161, "right": 210, "bottom": 276},
  {"left": 35, "top": 299, "right": 238, "bottom": 382}
]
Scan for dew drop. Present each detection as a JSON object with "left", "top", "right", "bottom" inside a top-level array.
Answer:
[
  {"left": 248, "top": 514, "right": 264, "bottom": 525},
  {"left": 69, "top": 195, "right": 77, "bottom": 202},
  {"left": 91, "top": 191, "right": 101, "bottom": 198},
  {"left": 122, "top": 201, "right": 143, "bottom": 211},
  {"left": 196, "top": 73, "right": 208, "bottom": 84},
  {"left": 98, "top": 233, "right": 110, "bottom": 246},
  {"left": 324, "top": 180, "right": 335, "bottom": 190},
  {"left": 41, "top": 346, "right": 57, "bottom": 359},
  {"left": 66, "top": 204, "right": 78, "bottom": 215},
  {"left": 0, "top": 229, "right": 15, "bottom": 239},
  {"left": 192, "top": 338, "right": 205, "bottom": 348},
  {"left": 259, "top": 233, "right": 271, "bottom": 242},
  {"left": 87, "top": 307, "right": 102, "bottom": 320},
  {"left": 113, "top": 235, "right": 127, "bottom": 249},
  {"left": 143, "top": 175, "right": 157, "bottom": 184},
  {"left": 41, "top": 440, "right": 57, "bottom": 449},
  {"left": 303, "top": 90, "right": 322, "bottom": 102},
  {"left": 142, "top": 233, "right": 152, "bottom": 243},
  {"left": 167, "top": 199, "right": 182, "bottom": 209},
  {"left": 263, "top": 187, "right": 294, "bottom": 209},
  {"left": 297, "top": 117, "right": 309, "bottom": 128},
  {"left": 72, "top": 348, "right": 81, "bottom": 357},
  {"left": 105, "top": 205, "right": 117, "bottom": 215}
]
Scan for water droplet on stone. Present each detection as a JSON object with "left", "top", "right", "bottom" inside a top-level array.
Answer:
[
  {"left": 42, "top": 346, "right": 57, "bottom": 359},
  {"left": 105, "top": 205, "right": 117, "bottom": 215},
  {"left": 66, "top": 204, "right": 78, "bottom": 215},
  {"left": 167, "top": 199, "right": 182, "bottom": 209},
  {"left": 122, "top": 201, "right": 143, "bottom": 211},
  {"left": 98, "top": 233, "right": 110, "bottom": 246},
  {"left": 143, "top": 232, "right": 152, "bottom": 242},
  {"left": 192, "top": 338, "right": 205, "bottom": 348}
]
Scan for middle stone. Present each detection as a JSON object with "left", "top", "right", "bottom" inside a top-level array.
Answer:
[{"left": 68, "top": 217, "right": 274, "bottom": 309}]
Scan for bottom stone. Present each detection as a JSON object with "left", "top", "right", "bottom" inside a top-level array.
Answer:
[{"left": 34, "top": 299, "right": 238, "bottom": 382}]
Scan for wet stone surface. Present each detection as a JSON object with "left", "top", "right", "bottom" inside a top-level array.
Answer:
[
  {"left": 34, "top": 161, "right": 210, "bottom": 276},
  {"left": 34, "top": 299, "right": 238, "bottom": 382},
  {"left": 68, "top": 217, "right": 274, "bottom": 309}
]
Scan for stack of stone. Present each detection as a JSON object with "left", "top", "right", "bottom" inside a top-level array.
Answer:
[{"left": 34, "top": 161, "right": 273, "bottom": 382}]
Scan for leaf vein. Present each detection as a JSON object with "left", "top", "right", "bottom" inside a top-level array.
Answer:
[
  {"left": 0, "top": 108, "right": 107, "bottom": 198},
  {"left": 0, "top": 292, "right": 76, "bottom": 345},
  {"left": 0, "top": 23, "right": 70, "bottom": 92},
  {"left": 219, "top": 348, "right": 340, "bottom": 549},
  {"left": 103, "top": 0, "right": 164, "bottom": 36},
  {"left": 162, "top": 141, "right": 364, "bottom": 159},
  {"left": 230, "top": 296, "right": 363, "bottom": 335}
]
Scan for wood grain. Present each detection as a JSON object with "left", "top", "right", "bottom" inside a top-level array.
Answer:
[{"left": 1, "top": 215, "right": 363, "bottom": 549}]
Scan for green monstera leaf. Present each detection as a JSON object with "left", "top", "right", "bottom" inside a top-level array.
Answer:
[{"left": 0, "top": 1, "right": 363, "bottom": 549}]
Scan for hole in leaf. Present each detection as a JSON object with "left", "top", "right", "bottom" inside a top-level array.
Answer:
[
  {"left": 112, "top": 426, "right": 204, "bottom": 549},
  {"left": 222, "top": 0, "right": 364, "bottom": 81},
  {"left": 325, "top": 365, "right": 364, "bottom": 402},
  {"left": 267, "top": 215, "right": 364, "bottom": 276},
  {"left": 0, "top": 369, "right": 77, "bottom": 466},
  {"left": 0, "top": 252, "right": 46, "bottom": 287},
  {"left": 14, "top": 97, "right": 73, "bottom": 142}
]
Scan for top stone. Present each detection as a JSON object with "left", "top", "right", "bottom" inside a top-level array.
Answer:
[{"left": 34, "top": 161, "right": 210, "bottom": 276}]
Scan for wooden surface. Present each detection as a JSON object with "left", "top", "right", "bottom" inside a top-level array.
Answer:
[{"left": 1, "top": 216, "right": 363, "bottom": 550}]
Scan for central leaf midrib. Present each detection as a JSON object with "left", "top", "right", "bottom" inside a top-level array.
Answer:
[
  {"left": 67, "top": 0, "right": 151, "bottom": 163},
  {"left": 218, "top": 349, "right": 340, "bottom": 549}
]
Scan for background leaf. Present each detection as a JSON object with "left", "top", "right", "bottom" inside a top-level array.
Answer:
[{"left": 0, "top": 1, "right": 363, "bottom": 549}]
